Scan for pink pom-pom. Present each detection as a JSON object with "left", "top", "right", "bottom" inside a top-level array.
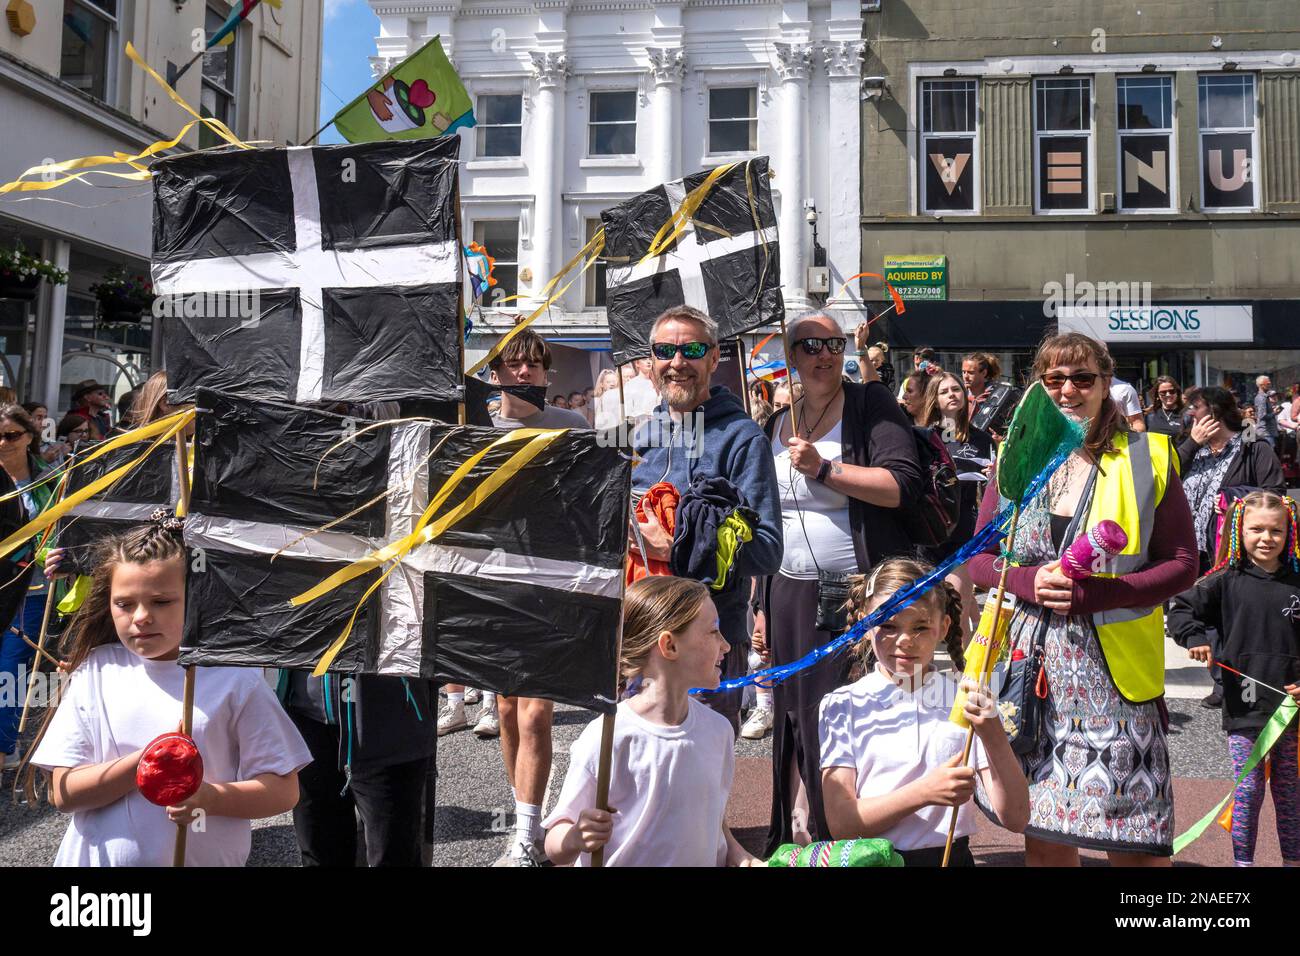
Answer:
[{"left": 1061, "top": 520, "right": 1129, "bottom": 580}]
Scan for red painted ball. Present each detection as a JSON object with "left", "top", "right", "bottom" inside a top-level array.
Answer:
[{"left": 136, "top": 732, "right": 203, "bottom": 806}]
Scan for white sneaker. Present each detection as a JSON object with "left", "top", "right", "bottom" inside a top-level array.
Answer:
[
  {"left": 473, "top": 705, "right": 499, "bottom": 738},
  {"left": 464, "top": 688, "right": 482, "bottom": 705},
  {"left": 491, "top": 840, "right": 549, "bottom": 867},
  {"left": 740, "top": 707, "right": 774, "bottom": 740},
  {"left": 437, "top": 701, "right": 468, "bottom": 736}
]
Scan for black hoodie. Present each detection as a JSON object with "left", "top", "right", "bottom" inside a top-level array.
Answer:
[{"left": 1168, "top": 561, "right": 1300, "bottom": 733}]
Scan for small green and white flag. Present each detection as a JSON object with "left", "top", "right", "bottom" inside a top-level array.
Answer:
[{"left": 333, "top": 36, "right": 475, "bottom": 143}]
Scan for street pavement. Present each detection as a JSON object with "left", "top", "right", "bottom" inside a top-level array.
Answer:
[{"left": 0, "top": 639, "right": 1272, "bottom": 867}]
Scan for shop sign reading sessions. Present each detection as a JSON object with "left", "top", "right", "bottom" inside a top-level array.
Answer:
[{"left": 1058, "top": 304, "right": 1254, "bottom": 343}]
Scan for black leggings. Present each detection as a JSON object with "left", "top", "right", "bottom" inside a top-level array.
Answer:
[
  {"left": 290, "top": 712, "right": 432, "bottom": 867},
  {"left": 764, "top": 573, "right": 851, "bottom": 856}
]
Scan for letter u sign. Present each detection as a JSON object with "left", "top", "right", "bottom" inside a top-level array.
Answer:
[{"left": 1207, "top": 148, "right": 1250, "bottom": 190}]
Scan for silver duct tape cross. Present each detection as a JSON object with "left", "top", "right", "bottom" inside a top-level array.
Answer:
[
  {"left": 604, "top": 178, "right": 778, "bottom": 312},
  {"left": 182, "top": 422, "right": 621, "bottom": 675},
  {"left": 151, "top": 147, "right": 459, "bottom": 404}
]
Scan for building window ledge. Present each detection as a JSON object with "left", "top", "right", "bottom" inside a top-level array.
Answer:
[
  {"left": 466, "top": 158, "right": 526, "bottom": 171},
  {"left": 700, "top": 151, "right": 759, "bottom": 166},
  {"left": 579, "top": 156, "right": 641, "bottom": 169}
]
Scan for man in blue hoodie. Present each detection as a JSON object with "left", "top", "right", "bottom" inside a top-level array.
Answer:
[{"left": 630, "top": 305, "right": 783, "bottom": 733}]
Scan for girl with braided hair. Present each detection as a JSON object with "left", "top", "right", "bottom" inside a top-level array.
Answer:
[
  {"left": 819, "top": 557, "right": 1029, "bottom": 866},
  {"left": 1168, "top": 492, "right": 1300, "bottom": 867},
  {"left": 20, "top": 515, "right": 311, "bottom": 866}
]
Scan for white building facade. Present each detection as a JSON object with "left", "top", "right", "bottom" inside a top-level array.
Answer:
[{"left": 367, "top": 0, "right": 865, "bottom": 366}]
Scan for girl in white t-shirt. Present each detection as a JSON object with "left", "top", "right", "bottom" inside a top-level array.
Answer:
[
  {"left": 819, "top": 557, "right": 1029, "bottom": 866},
  {"left": 543, "top": 576, "right": 757, "bottom": 867},
  {"left": 23, "top": 516, "right": 311, "bottom": 867}
]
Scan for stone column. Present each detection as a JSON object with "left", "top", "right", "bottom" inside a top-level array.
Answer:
[
  {"left": 646, "top": 47, "right": 685, "bottom": 184},
  {"left": 773, "top": 41, "right": 815, "bottom": 313},
  {"left": 823, "top": 40, "right": 864, "bottom": 316},
  {"left": 528, "top": 50, "right": 568, "bottom": 305},
  {"left": 34, "top": 238, "right": 71, "bottom": 411}
]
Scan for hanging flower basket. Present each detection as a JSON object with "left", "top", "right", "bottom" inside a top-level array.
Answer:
[
  {"left": 0, "top": 274, "right": 40, "bottom": 301},
  {"left": 91, "top": 266, "right": 153, "bottom": 327},
  {"left": 0, "top": 244, "right": 67, "bottom": 300}
]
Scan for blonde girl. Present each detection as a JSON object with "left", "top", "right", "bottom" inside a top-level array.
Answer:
[{"left": 543, "top": 576, "right": 756, "bottom": 867}]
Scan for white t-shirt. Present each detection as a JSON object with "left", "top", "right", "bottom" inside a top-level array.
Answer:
[
  {"left": 542, "top": 697, "right": 734, "bottom": 867},
  {"left": 31, "top": 643, "right": 312, "bottom": 867},
  {"left": 1110, "top": 379, "right": 1143, "bottom": 419},
  {"left": 771, "top": 418, "right": 857, "bottom": 579},
  {"left": 819, "top": 668, "right": 988, "bottom": 852},
  {"left": 594, "top": 390, "right": 623, "bottom": 431},
  {"left": 622, "top": 375, "right": 660, "bottom": 422}
]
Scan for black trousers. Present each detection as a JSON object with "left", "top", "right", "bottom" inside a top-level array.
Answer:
[
  {"left": 764, "top": 573, "right": 850, "bottom": 856},
  {"left": 1196, "top": 550, "right": 1224, "bottom": 696},
  {"left": 290, "top": 711, "right": 432, "bottom": 867},
  {"left": 898, "top": 837, "right": 974, "bottom": 867}
]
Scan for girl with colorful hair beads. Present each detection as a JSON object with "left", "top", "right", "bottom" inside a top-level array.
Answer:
[
  {"left": 819, "top": 558, "right": 1029, "bottom": 866},
  {"left": 1169, "top": 492, "right": 1300, "bottom": 867},
  {"left": 543, "top": 576, "right": 758, "bottom": 866}
]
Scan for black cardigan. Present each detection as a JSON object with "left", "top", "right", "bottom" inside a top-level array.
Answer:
[
  {"left": 764, "top": 381, "right": 924, "bottom": 573},
  {"left": 1176, "top": 428, "right": 1286, "bottom": 497}
]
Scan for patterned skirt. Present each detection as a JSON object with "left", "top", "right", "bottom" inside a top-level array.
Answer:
[{"left": 996, "top": 504, "right": 1175, "bottom": 858}]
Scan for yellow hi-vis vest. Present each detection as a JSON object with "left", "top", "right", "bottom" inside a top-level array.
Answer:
[{"left": 1086, "top": 431, "right": 1178, "bottom": 704}]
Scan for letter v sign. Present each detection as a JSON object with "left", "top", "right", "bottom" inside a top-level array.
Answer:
[{"left": 929, "top": 152, "right": 970, "bottom": 194}]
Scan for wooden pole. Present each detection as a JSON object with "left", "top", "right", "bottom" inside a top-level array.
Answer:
[
  {"left": 173, "top": 430, "right": 195, "bottom": 867},
  {"left": 455, "top": 173, "right": 467, "bottom": 429},
  {"left": 735, "top": 337, "right": 752, "bottom": 418},
  {"left": 17, "top": 580, "right": 59, "bottom": 733},
  {"left": 941, "top": 505, "right": 1021, "bottom": 868},
  {"left": 18, "top": 472, "right": 72, "bottom": 733},
  {"left": 776, "top": 315, "right": 799, "bottom": 436},
  {"left": 591, "top": 368, "right": 631, "bottom": 868}
]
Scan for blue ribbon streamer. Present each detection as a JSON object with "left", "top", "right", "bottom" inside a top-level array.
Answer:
[{"left": 692, "top": 447, "right": 1073, "bottom": 696}]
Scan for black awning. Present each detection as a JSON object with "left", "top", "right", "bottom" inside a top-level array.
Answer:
[{"left": 874, "top": 301, "right": 1053, "bottom": 350}]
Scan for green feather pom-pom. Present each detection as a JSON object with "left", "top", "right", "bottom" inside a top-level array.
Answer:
[{"left": 766, "top": 838, "right": 905, "bottom": 867}]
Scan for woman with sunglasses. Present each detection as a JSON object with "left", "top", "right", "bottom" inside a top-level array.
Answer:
[
  {"left": 967, "top": 333, "right": 1197, "bottom": 865},
  {"left": 0, "top": 404, "right": 59, "bottom": 772},
  {"left": 760, "top": 311, "right": 924, "bottom": 855},
  {"left": 1144, "top": 376, "right": 1189, "bottom": 440}
]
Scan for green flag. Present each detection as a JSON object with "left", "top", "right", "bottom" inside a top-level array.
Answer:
[{"left": 333, "top": 36, "right": 474, "bottom": 143}]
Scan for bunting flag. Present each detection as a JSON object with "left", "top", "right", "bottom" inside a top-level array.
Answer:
[
  {"left": 208, "top": 0, "right": 281, "bottom": 50},
  {"left": 332, "top": 36, "right": 474, "bottom": 143},
  {"left": 152, "top": 137, "right": 463, "bottom": 406},
  {"left": 1173, "top": 697, "right": 1299, "bottom": 854},
  {"left": 602, "top": 157, "right": 783, "bottom": 366},
  {"left": 179, "top": 391, "right": 630, "bottom": 712}
]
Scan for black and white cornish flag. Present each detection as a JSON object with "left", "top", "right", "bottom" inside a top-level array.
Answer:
[
  {"left": 602, "top": 156, "right": 783, "bottom": 365},
  {"left": 57, "top": 442, "right": 180, "bottom": 575},
  {"left": 152, "top": 138, "right": 464, "bottom": 405},
  {"left": 179, "top": 391, "right": 630, "bottom": 713}
]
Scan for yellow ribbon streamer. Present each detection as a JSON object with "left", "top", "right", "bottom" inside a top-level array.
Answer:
[
  {"left": 0, "top": 411, "right": 193, "bottom": 561},
  {"left": 467, "top": 232, "right": 607, "bottom": 377},
  {"left": 123, "top": 42, "right": 247, "bottom": 149},
  {"left": 641, "top": 161, "right": 737, "bottom": 263},
  {"left": 0, "top": 44, "right": 250, "bottom": 194},
  {"left": 298, "top": 428, "right": 569, "bottom": 675},
  {"left": 0, "top": 409, "right": 195, "bottom": 505}
]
